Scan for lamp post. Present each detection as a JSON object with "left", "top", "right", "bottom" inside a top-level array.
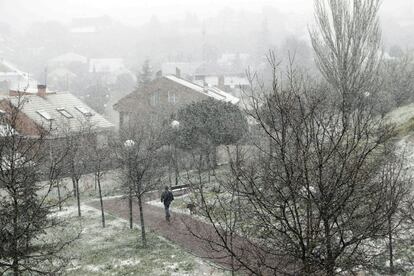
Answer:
[
  {"left": 124, "top": 139, "right": 135, "bottom": 229},
  {"left": 170, "top": 120, "right": 180, "bottom": 186}
]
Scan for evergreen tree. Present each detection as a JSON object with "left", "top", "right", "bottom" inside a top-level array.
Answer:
[{"left": 137, "top": 59, "right": 153, "bottom": 88}]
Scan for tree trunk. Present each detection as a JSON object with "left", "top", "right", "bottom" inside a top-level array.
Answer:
[
  {"left": 212, "top": 146, "right": 217, "bottom": 168},
  {"left": 97, "top": 173, "right": 105, "bottom": 228},
  {"left": 138, "top": 194, "right": 147, "bottom": 247},
  {"left": 56, "top": 179, "right": 62, "bottom": 211},
  {"left": 75, "top": 179, "right": 81, "bottom": 217},
  {"left": 388, "top": 215, "right": 394, "bottom": 274},
  {"left": 129, "top": 190, "right": 133, "bottom": 229},
  {"left": 12, "top": 258, "right": 19, "bottom": 276},
  {"left": 323, "top": 219, "right": 335, "bottom": 276},
  {"left": 72, "top": 177, "right": 77, "bottom": 198}
]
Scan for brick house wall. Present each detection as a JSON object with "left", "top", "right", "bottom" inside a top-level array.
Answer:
[
  {"left": 114, "top": 77, "right": 210, "bottom": 129},
  {"left": 0, "top": 99, "right": 44, "bottom": 136}
]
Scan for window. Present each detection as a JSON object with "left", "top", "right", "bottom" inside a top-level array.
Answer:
[
  {"left": 36, "top": 110, "right": 53, "bottom": 121},
  {"left": 56, "top": 108, "right": 73, "bottom": 119},
  {"left": 168, "top": 91, "right": 176, "bottom": 104},
  {"left": 75, "top": 106, "right": 93, "bottom": 117},
  {"left": 150, "top": 91, "right": 160, "bottom": 106}
]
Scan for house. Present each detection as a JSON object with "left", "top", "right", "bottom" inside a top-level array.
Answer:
[
  {"left": 113, "top": 74, "right": 239, "bottom": 129},
  {"left": 89, "top": 58, "right": 135, "bottom": 85},
  {"left": 0, "top": 59, "right": 38, "bottom": 93},
  {"left": 70, "top": 16, "right": 113, "bottom": 34},
  {"left": 0, "top": 85, "right": 114, "bottom": 140},
  {"left": 193, "top": 61, "right": 250, "bottom": 91},
  {"left": 48, "top": 52, "right": 88, "bottom": 68},
  {"left": 160, "top": 61, "right": 250, "bottom": 98}
]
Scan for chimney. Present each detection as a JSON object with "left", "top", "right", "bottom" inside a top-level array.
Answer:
[
  {"left": 37, "top": 84, "right": 47, "bottom": 97},
  {"left": 175, "top": 67, "right": 181, "bottom": 78}
]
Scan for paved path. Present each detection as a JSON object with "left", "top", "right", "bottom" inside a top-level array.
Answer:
[{"left": 87, "top": 197, "right": 282, "bottom": 275}]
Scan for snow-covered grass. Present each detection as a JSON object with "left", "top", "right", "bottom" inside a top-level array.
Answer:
[
  {"left": 46, "top": 170, "right": 124, "bottom": 202},
  {"left": 386, "top": 103, "right": 414, "bottom": 126},
  {"left": 59, "top": 204, "right": 230, "bottom": 276},
  {"left": 385, "top": 103, "right": 414, "bottom": 137}
]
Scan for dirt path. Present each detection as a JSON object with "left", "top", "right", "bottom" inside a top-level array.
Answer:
[{"left": 87, "top": 197, "right": 282, "bottom": 275}]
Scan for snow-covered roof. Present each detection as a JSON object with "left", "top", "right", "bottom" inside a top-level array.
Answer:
[
  {"left": 0, "top": 60, "right": 29, "bottom": 76},
  {"left": 224, "top": 76, "right": 250, "bottom": 87},
  {"left": 165, "top": 75, "right": 239, "bottom": 104},
  {"left": 3, "top": 92, "right": 114, "bottom": 136},
  {"left": 48, "top": 68, "right": 77, "bottom": 79},
  {"left": 0, "top": 60, "right": 38, "bottom": 92},
  {"left": 49, "top": 52, "right": 88, "bottom": 65}
]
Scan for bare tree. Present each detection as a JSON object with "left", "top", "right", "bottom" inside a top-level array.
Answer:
[
  {"left": 62, "top": 117, "right": 96, "bottom": 217},
  {"left": 182, "top": 0, "right": 414, "bottom": 273},
  {"left": 90, "top": 132, "right": 113, "bottom": 228},
  {"left": 47, "top": 136, "right": 71, "bottom": 211},
  {"left": 381, "top": 53, "right": 414, "bottom": 109},
  {"left": 117, "top": 116, "right": 165, "bottom": 247},
  {"left": 185, "top": 54, "right": 413, "bottom": 275},
  {"left": 310, "top": 0, "right": 382, "bottom": 114},
  {"left": 372, "top": 147, "right": 414, "bottom": 274}
]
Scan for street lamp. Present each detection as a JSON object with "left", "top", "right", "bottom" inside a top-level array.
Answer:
[
  {"left": 124, "top": 139, "right": 135, "bottom": 148},
  {"left": 171, "top": 120, "right": 180, "bottom": 129},
  {"left": 124, "top": 139, "right": 135, "bottom": 229}
]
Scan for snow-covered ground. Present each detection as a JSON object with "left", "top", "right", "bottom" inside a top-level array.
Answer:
[
  {"left": 386, "top": 103, "right": 414, "bottom": 126},
  {"left": 58, "top": 204, "right": 230, "bottom": 276}
]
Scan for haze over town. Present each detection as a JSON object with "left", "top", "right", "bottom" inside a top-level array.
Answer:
[{"left": 1, "top": 0, "right": 414, "bottom": 275}]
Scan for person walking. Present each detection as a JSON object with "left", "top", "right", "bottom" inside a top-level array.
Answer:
[{"left": 161, "top": 186, "right": 174, "bottom": 222}]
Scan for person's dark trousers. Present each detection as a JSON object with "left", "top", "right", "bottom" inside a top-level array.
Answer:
[{"left": 164, "top": 204, "right": 171, "bottom": 221}]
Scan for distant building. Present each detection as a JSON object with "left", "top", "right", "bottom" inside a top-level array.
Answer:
[
  {"left": 161, "top": 54, "right": 250, "bottom": 94},
  {"left": 193, "top": 62, "right": 250, "bottom": 92},
  {"left": 48, "top": 52, "right": 88, "bottom": 68},
  {"left": 113, "top": 74, "right": 239, "bottom": 129},
  {"left": 89, "top": 58, "right": 135, "bottom": 85},
  {"left": 0, "top": 59, "right": 38, "bottom": 93},
  {"left": 70, "top": 16, "right": 113, "bottom": 34}
]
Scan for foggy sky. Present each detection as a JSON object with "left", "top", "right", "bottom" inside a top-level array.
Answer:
[
  {"left": 0, "top": 0, "right": 312, "bottom": 29},
  {"left": 1, "top": 0, "right": 413, "bottom": 31}
]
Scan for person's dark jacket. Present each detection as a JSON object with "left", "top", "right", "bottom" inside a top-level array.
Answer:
[{"left": 161, "top": 190, "right": 174, "bottom": 207}]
